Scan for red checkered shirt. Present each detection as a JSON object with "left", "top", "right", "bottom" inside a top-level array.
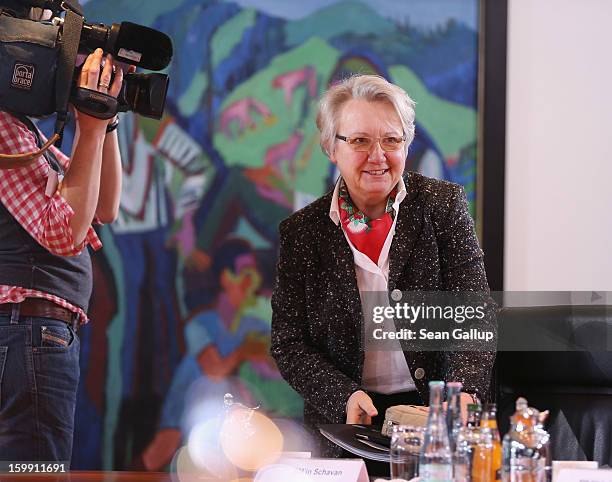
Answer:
[{"left": 0, "top": 111, "right": 102, "bottom": 324}]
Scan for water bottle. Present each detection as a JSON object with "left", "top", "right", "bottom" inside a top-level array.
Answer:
[
  {"left": 502, "top": 397, "right": 551, "bottom": 482},
  {"left": 419, "top": 381, "right": 453, "bottom": 482},
  {"left": 481, "top": 403, "right": 502, "bottom": 481},
  {"left": 446, "top": 381, "right": 463, "bottom": 453}
]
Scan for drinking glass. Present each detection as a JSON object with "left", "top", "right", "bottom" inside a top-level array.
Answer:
[
  {"left": 455, "top": 426, "right": 494, "bottom": 482},
  {"left": 390, "top": 425, "right": 424, "bottom": 480}
]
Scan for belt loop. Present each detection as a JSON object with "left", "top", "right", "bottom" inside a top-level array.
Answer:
[
  {"left": 71, "top": 313, "right": 79, "bottom": 332},
  {"left": 10, "top": 303, "right": 20, "bottom": 324}
]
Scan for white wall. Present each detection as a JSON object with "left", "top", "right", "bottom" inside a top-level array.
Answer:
[{"left": 505, "top": 0, "right": 612, "bottom": 291}]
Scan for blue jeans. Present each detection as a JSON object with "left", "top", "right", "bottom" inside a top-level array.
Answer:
[{"left": 0, "top": 308, "right": 80, "bottom": 463}]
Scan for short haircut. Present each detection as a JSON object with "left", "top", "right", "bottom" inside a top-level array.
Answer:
[
  {"left": 211, "top": 237, "right": 254, "bottom": 278},
  {"left": 316, "top": 74, "right": 416, "bottom": 156}
]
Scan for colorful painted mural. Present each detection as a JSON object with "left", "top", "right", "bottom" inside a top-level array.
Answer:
[{"left": 69, "top": 0, "right": 480, "bottom": 470}]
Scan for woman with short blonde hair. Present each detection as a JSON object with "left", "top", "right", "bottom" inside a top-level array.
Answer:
[
  {"left": 271, "top": 74, "right": 493, "bottom": 458},
  {"left": 316, "top": 75, "right": 416, "bottom": 156}
]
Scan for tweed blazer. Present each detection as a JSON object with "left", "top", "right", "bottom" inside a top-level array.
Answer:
[{"left": 270, "top": 172, "right": 494, "bottom": 443}]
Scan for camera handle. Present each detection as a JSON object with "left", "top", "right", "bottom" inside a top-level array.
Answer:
[{"left": 70, "top": 87, "right": 119, "bottom": 120}]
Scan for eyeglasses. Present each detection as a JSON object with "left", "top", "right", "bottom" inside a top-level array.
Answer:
[{"left": 335, "top": 134, "right": 406, "bottom": 152}]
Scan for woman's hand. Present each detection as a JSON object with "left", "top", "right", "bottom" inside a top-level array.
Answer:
[
  {"left": 74, "top": 48, "right": 128, "bottom": 132},
  {"left": 94, "top": 50, "right": 124, "bottom": 99},
  {"left": 346, "top": 390, "right": 378, "bottom": 424},
  {"left": 62, "top": 48, "right": 133, "bottom": 246}
]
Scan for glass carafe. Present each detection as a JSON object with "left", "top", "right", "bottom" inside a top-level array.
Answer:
[
  {"left": 419, "top": 381, "right": 452, "bottom": 482},
  {"left": 501, "top": 398, "right": 551, "bottom": 482}
]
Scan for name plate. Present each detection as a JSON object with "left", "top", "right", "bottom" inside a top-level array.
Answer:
[
  {"left": 557, "top": 468, "right": 612, "bottom": 482},
  {"left": 256, "top": 457, "right": 369, "bottom": 482},
  {"left": 553, "top": 461, "right": 598, "bottom": 481}
]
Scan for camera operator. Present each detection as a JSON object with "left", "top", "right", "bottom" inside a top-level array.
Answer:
[{"left": 0, "top": 14, "right": 130, "bottom": 461}]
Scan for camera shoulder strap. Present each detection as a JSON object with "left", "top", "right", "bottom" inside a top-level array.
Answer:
[
  {"left": 0, "top": 124, "right": 60, "bottom": 169},
  {"left": 54, "top": 9, "right": 84, "bottom": 147},
  {"left": 13, "top": 114, "right": 64, "bottom": 176},
  {"left": 0, "top": 113, "right": 65, "bottom": 173}
]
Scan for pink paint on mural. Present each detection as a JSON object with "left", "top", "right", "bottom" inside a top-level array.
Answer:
[
  {"left": 220, "top": 98, "right": 272, "bottom": 138},
  {"left": 272, "top": 66, "right": 317, "bottom": 105}
]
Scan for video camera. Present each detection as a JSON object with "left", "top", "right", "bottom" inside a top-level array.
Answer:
[{"left": 0, "top": 0, "right": 173, "bottom": 164}]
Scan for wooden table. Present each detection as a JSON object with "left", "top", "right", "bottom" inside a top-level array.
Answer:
[
  {"left": 0, "top": 469, "right": 389, "bottom": 481},
  {"left": 0, "top": 472, "right": 177, "bottom": 482}
]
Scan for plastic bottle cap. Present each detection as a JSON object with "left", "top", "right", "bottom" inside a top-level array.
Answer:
[{"left": 515, "top": 397, "right": 528, "bottom": 410}]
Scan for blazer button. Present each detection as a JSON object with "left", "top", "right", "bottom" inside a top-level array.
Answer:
[
  {"left": 391, "top": 289, "right": 402, "bottom": 301},
  {"left": 414, "top": 367, "right": 425, "bottom": 380}
]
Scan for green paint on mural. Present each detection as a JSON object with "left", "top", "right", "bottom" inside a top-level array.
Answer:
[
  {"left": 138, "top": 116, "right": 164, "bottom": 144},
  {"left": 196, "top": 168, "right": 289, "bottom": 252},
  {"left": 85, "top": 0, "right": 185, "bottom": 26},
  {"left": 214, "top": 37, "right": 339, "bottom": 199},
  {"left": 169, "top": 169, "right": 183, "bottom": 196},
  {"left": 242, "top": 296, "right": 273, "bottom": 326},
  {"left": 99, "top": 226, "right": 127, "bottom": 470},
  {"left": 239, "top": 364, "right": 303, "bottom": 417},
  {"left": 342, "top": 58, "right": 379, "bottom": 75},
  {"left": 178, "top": 71, "right": 209, "bottom": 117},
  {"left": 235, "top": 218, "right": 272, "bottom": 250},
  {"left": 293, "top": 100, "right": 331, "bottom": 196},
  {"left": 211, "top": 8, "right": 257, "bottom": 69},
  {"left": 284, "top": 1, "right": 394, "bottom": 47},
  {"left": 390, "top": 65, "right": 477, "bottom": 158}
]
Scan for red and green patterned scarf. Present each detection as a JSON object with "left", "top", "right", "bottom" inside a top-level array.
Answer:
[{"left": 338, "top": 178, "right": 397, "bottom": 265}]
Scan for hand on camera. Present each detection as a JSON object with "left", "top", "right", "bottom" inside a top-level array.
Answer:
[{"left": 74, "top": 48, "right": 135, "bottom": 131}]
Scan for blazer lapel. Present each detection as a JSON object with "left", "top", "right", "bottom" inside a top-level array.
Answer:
[
  {"left": 321, "top": 210, "right": 363, "bottom": 349},
  {"left": 388, "top": 174, "right": 424, "bottom": 290}
]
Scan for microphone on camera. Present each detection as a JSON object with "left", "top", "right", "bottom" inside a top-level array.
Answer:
[
  {"left": 81, "top": 21, "right": 173, "bottom": 71},
  {"left": 112, "top": 22, "right": 173, "bottom": 70}
]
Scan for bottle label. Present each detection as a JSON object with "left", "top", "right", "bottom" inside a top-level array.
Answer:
[{"left": 420, "top": 463, "right": 452, "bottom": 482}]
